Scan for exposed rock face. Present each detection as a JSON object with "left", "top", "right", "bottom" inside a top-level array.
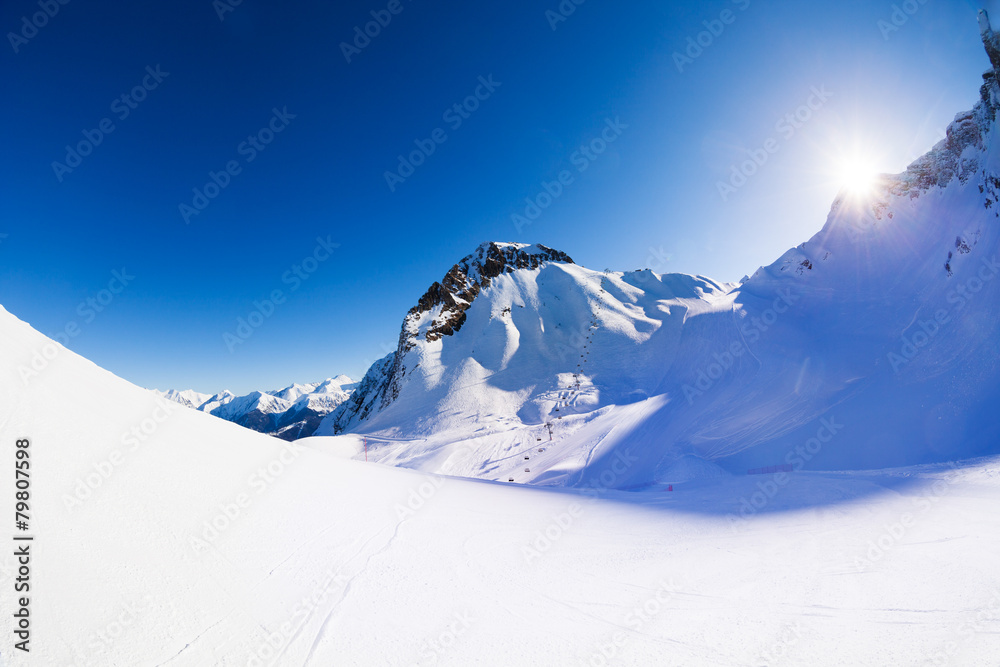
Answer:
[
  {"left": 980, "top": 9, "right": 1000, "bottom": 74},
  {"left": 875, "top": 11, "right": 1000, "bottom": 202},
  {"left": 324, "top": 242, "right": 574, "bottom": 433},
  {"left": 408, "top": 242, "right": 574, "bottom": 344},
  {"left": 320, "top": 353, "right": 395, "bottom": 435}
]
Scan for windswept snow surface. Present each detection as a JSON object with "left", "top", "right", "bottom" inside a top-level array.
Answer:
[{"left": 2, "top": 305, "right": 1000, "bottom": 665}]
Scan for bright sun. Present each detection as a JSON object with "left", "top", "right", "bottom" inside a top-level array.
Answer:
[{"left": 836, "top": 157, "right": 879, "bottom": 197}]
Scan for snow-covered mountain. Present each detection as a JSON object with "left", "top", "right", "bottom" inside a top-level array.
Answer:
[
  {"left": 6, "top": 297, "right": 1000, "bottom": 664},
  {"left": 317, "top": 16, "right": 1000, "bottom": 488},
  {"left": 149, "top": 388, "right": 212, "bottom": 410},
  {"left": 153, "top": 375, "right": 355, "bottom": 440},
  {"left": 4, "top": 12, "right": 1000, "bottom": 665}
]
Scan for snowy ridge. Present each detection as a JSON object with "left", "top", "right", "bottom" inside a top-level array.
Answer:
[
  {"left": 153, "top": 376, "right": 356, "bottom": 441},
  {"left": 3, "top": 13, "right": 1000, "bottom": 664}
]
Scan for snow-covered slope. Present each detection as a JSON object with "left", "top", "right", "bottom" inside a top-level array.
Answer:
[
  {"left": 154, "top": 377, "right": 355, "bottom": 441},
  {"left": 4, "top": 14, "right": 1000, "bottom": 664},
  {"left": 317, "top": 19, "right": 1000, "bottom": 489},
  {"left": 3, "top": 302, "right": 1000, "bottom": 665}
]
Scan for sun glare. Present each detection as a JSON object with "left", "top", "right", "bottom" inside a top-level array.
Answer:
[{"left": 836, "top": 156, "right": 879, "bottom": 197}]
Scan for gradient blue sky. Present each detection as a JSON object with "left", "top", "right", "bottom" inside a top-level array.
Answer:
[{"left": 1, "top": 0, "right": 995, "bottom": 394}]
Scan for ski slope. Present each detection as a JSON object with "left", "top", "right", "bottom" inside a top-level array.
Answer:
[
  {"left": 2, "top": 304, "right": 1000, "bottom": 665},
  {"left": 4, "top": 11, "right": 1000, "bottom": 667}
]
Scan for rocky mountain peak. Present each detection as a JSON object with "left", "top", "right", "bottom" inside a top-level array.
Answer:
[
  {"left": 323, "top": 242, "right": 575, "bottom": 434},
  {"left": 407, "top": 242, "right": 573, "bottom": 344},
  {"left": 854, "top": 25, "right": 1000, "bottom": 205},
  {"left": 980, "top": 9, "right": 1000, "bottom": 73}
]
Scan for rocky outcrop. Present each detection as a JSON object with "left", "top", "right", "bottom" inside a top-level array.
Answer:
[
  {"left": 878, "top": 12, "right": 1000, "bottom": 202},
  {"left": 323, "top": 242, "right": 574, "bottom": 434},
  {"left": 980, "top": 9, "right": 1000, "bottom": 74},
  {"left": 407, "top": 242, "right": 574, "bottom": 344},
  {"left": 322, "top": 353, "right": 395, "bottom": 434}
]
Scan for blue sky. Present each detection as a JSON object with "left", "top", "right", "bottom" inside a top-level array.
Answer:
[{"left": 0, "top": 0, "right": 994, "bottom": 394}]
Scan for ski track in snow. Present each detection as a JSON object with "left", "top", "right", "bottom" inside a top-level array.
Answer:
[{"left": 303, "top": 517, "right": 409, "bottom": 665}]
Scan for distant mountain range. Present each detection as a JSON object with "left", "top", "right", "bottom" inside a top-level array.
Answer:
[{"left": 151, "top": 376, "right": 355, "bottom": 440}]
